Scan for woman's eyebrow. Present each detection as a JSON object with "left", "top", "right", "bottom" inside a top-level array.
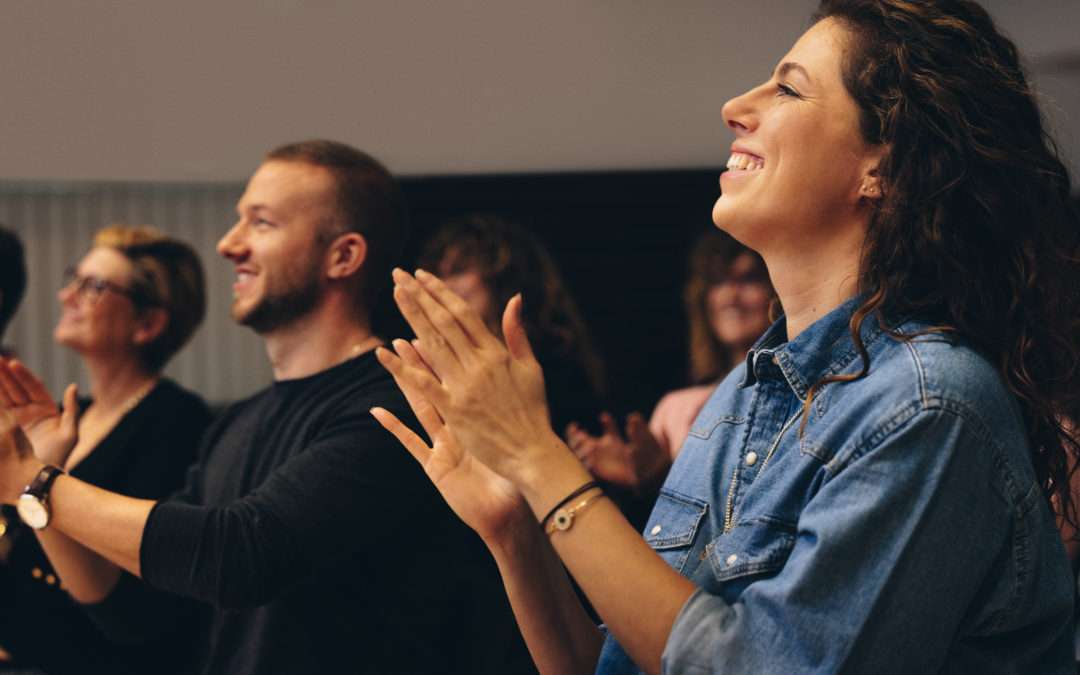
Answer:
[{"left": 774, "top": 61, "right": 811, "bottom": 83}]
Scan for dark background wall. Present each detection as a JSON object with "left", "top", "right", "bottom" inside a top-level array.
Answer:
[{"left": 391, "top": 169, "right": 722, "bottom": 417}]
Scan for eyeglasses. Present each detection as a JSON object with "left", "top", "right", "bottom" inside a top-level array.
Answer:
[{"left": 62, "top": 268, "right": 153, "bottom": 306}]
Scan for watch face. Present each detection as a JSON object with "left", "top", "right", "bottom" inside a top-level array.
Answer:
[{"left": 16, "top": 494, "right": 49, "bottom": 530}]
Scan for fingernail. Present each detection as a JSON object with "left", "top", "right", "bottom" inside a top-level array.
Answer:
[
  {"left": 392, "top": 338, "right": 410, "bottom": 350},
  {"left": 415, "top": 268, "right": 435, "bottom": 284}
]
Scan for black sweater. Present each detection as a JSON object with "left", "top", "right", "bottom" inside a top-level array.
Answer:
[
  {"left": 0, "top": 380, "right": 211, "bottom": 675},
  {"left": 112, "top": 352, "right": 532, "bottom": 674}
]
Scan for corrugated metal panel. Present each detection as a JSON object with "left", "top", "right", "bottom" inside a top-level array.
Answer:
[{"left": 0, "top": 181, "right": 272, "bottom": 406}]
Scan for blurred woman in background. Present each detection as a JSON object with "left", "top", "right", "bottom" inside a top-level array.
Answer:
[
  {"left": 568, "top": 229, "right": 774, "bottom": 497},
  {"left": 418, "top": 214, "right": 606, "bottom": 436},
  {"left": 0, "top": 224, "right": 211, "bottom": 675}
]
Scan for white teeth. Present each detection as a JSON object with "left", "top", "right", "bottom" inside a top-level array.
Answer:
[{"left": 726, "top": 152, "right": 764, "bottom": 171}]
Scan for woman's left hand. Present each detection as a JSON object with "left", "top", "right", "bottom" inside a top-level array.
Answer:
[{"left": 381, "top": 268, "right": 580, "bottom": 494}]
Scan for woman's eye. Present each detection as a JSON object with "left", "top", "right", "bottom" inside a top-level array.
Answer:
[{"left": 777, "top": 83, "right": 800, "bottom": 98}]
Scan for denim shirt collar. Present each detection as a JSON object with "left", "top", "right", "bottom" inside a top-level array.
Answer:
[{"left": 740, "top": 294, "right": 890, "bottom": 399}]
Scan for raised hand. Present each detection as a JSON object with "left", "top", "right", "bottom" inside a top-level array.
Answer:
[
  {"left": 372, "top": 338, "right": 530, "bottom": 545},
  {"left": 0, "top": 406, "right": 43, "bottom": 503},
  {"left": 567, "top": 412, "right": 638, "bottom": 488},
  {"left": 380, "top": 268, "right": 574, "bottom": 489},
  {"left": 0, "top": 357, "right": 79, "bottom": 467},
  {"left": 568, "top": 412, "right": 671, "bottom": 493}
]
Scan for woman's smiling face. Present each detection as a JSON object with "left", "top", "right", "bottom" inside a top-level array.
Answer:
[{"left": 713, "top": 18, "right": 884, "bottom": 256}]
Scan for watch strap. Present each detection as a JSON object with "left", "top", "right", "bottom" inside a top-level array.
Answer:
[{"left": 25, "top": 465, "right": 65, "bottom": 500}]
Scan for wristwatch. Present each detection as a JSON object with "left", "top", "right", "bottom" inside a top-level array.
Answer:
[{"left": 15, "top": 465, "right": 66, "bottom": 530}]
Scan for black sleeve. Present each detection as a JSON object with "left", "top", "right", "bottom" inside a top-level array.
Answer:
[{"left": 139, "top": 395, "right": 438, "bottom": 608}]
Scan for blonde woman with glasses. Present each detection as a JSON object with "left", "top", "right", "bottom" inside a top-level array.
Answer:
[{"left": 0, "top": 224, "right": 211, "bottom": 675}]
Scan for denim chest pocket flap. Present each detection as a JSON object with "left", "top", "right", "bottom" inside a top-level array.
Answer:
[
  {"left": 644, "top": 491, "right": 708, "bottom": 549},
  {"left": 709, "top": 517, "right": 796, "bottom": 582}
]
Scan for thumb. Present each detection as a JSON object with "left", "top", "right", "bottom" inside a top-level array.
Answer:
[
  {"left": 60, "top": 383, "right": 80, "bottom": 437},
  {"left": 502, "top": 294, "right": 537, "bottom": 364}
]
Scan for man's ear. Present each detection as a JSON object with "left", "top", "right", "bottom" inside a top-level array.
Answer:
[
  {"left": 133, "top": 308, "right": 169, "bottom": 346},
  {"left": 326, "top": 232, "right": 368, "bottom": 280}
]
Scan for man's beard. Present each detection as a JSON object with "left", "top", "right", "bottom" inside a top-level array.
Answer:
[{"left": 235, "top": 266, "right": 323, "bottom": 335}]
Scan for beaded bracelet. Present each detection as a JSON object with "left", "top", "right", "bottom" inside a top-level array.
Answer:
[{"left": 539, "top": 480, "right": 599, "bottom": 530}]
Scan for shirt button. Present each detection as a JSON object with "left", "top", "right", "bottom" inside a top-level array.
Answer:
[
  {"left": 45, "top": 574, "right": 56, "bottom": 586},
  {"left": 31, "top": 567, "right": 43, "bottom": 580},
  {"left": 745, "top": 452, "right": 758, "bottom": 466},
  {"left": 650, "top": 524, "right": 662, "bottom": 536},
  {"left": 726, "top": 554, "right": 739, "bottom": 566}
]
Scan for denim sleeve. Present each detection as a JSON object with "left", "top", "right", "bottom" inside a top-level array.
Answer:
[{"left": 661, "top": 404, "right": 1063, "bottom": 674}]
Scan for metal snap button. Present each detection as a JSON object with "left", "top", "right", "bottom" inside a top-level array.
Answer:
[
  {"left": 650, "top": 524, "right": 662, "bottom": 536},
  {"left": 726, "top": 553, "right": 739, "bottom": 566}
]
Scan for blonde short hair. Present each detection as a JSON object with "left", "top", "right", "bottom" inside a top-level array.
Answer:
[{"left": 93, "top": 223, "right": 206, "bottom": 371}]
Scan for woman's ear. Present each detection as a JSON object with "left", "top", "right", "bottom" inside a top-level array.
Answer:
[
  {"left": 859, "top": 174, "right": 884, "bottom": 199},
  {"left": 326, "top": 232, "right": 368, "bottom": 280},
  {"left": 133, "top": 308, "right": 169, "bottom": 346}
]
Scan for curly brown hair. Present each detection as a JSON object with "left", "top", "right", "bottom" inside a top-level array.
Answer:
[{"left": 805, "top": 0, "right": 1080, "bottom": 526}]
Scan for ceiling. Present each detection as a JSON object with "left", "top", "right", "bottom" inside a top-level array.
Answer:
[{"left": 0, "top": 0, "right": 1076, "bottom": 183}]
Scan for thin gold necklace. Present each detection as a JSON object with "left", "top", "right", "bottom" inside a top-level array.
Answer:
[
  {"left": 121, "top": 380, "right": 158, "bottom": 416},
  {"left": 343, "top": 335, "right": 381, "bottom": 363}
]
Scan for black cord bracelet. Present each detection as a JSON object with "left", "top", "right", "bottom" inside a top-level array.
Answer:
[{"left": 539, "top": 481, "right": 600, "bottom": 530}]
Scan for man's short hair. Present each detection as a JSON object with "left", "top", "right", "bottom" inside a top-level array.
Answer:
[
  {"left": 0, "top": 224, "right": 27, "bottom": 341},
  {"left": 264, "top": 140, "right": 410, "bottom": 308}
]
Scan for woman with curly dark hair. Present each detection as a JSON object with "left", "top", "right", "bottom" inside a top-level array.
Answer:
[{"left": 374, "top": 1, "right": 1080, "bottom": 672}]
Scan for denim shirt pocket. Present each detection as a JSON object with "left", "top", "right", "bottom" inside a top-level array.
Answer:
[
  {"left": 706, "top": 517, "right": 796, "bottom": 594},
  {"left": 644, "top": 490, "right": 708, "bottom": 574}
]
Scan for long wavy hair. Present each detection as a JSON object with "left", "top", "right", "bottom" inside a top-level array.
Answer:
[{"left": 805, "top": 0, "right": 1080, "bottom": 527}]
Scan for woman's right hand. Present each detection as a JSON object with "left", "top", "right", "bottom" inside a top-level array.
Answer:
[
  {"left": 372, "top": 339, "right": 531, "bottom": 547},
  {"left": 0, "top": 357, "right": 79, "bottom": 467}
]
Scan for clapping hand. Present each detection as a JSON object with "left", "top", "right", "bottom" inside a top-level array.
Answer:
[
  {"left": 0, "top": 357, "right": 78, "bottom": 468},
  {"left": 372, "top": 338, "right": 530, "bottom": 545},
  {"left": 567, "top": 412, "right": 671, "bottom": 494}
]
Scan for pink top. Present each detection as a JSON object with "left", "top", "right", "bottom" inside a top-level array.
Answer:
[{"left": 648, "top": 383, "right": 718, "bottom": 460}]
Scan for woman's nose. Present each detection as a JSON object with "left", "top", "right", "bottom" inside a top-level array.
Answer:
[{"left": 722, "top": 82, "right": 766, "bottom": 135}]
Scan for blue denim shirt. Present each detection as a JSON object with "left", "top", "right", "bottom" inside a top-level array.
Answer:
[{"left": 597, "top": 296, "right": 1075, "bottom": 674}]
